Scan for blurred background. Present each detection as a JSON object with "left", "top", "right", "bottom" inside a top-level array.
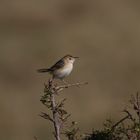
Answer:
[{"left": 0, "top": 0, "right": 140, "bottom": 140}]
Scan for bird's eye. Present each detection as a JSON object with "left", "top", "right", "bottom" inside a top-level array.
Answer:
[{"left": 69, "top": 57, "right": 72, "bottom": 60}]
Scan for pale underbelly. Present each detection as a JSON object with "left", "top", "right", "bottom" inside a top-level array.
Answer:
[{"left": 53, "top": 66, "right": 73, "bottom": 79}]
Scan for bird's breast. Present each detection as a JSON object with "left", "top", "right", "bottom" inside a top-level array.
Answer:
[{"left": 54, "top": 63, "right": 73, "bottom": 79}]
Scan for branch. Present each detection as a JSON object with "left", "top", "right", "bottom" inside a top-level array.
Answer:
[
  {"left": 50, "top": 91, "right": 61, "bottom": 140},
  {"left": 62, "top": 114, "right": 71, "bottom": 122},
  {"left": 39, "top": 112, "right": 54, "bottom": 123},
  {"left": 55, "top": 82, "right": 88, "bottom": 92},
  {"left": 123, "top": 109, "right": 135, "bottom": 122},
  {"left": 111, "top": 114, "right": 129, "bottom": 131},
  {"left": 40, "top": 79, "right": 88, "bottom": 140}
]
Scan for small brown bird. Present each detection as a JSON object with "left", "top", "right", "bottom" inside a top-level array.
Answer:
[{"left": 37, "top": 55, "right": 79, "bottom": 82}]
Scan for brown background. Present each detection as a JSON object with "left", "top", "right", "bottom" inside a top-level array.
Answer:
[{"left": 0, "top": 0, "right": 140, "bottom": 140}]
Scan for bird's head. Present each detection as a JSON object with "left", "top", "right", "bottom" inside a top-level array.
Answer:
[{"left": 63, "top": 55, "right": 79, "bottom": 64}]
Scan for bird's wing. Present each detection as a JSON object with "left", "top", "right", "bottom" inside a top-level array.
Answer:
[{"left": 49, "top": 59, "right": 64, "bottom": 71}]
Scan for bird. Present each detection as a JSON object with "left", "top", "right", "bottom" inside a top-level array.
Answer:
[{"left": 37, "top": 55, "right": 79, "bottom": 83}]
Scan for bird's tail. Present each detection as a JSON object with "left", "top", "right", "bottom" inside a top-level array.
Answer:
[{"left": 37, "top": 68, "right": 50, "bottom": 73}]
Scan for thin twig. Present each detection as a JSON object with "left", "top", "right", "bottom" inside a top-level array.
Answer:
[
  {"left": 111, "top": 115, "right": 130, "bottom": 131},
  {"left": 55, "top": 82, "right": 88, "bottom": 92},
  {"left": 39, "top": 112, "right": 54, "bottom": 123},
  {"left": 123, "top": 109, "right": 135, "bottom": 122}
]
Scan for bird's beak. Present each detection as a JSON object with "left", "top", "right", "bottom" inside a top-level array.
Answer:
[{"left": 73, "top": 56, "right": 79, "bottom": 59}]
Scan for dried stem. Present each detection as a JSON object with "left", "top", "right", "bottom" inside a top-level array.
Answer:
[
  {"left": 50, "top": 90, "right": 61, "bottom": 140},
  {"left": 111, "top": 114, "right": 130, "bottom": 132},
  {"left": 55, "top": 82, "right": 88, "bottom": 92}
]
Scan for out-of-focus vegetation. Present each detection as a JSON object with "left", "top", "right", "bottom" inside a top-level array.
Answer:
[{"left": 84, "top": 93, "right": 140, "bottom": 140}]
